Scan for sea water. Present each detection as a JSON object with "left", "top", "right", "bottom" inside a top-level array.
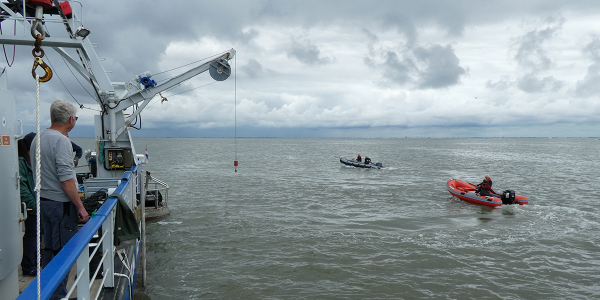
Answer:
[{"left": 71, "top": 137, "right": 600, "bottom": 299}]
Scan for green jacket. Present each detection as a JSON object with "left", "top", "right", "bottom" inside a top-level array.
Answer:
[
  {"left": 19, "top": 157, "right": 37, "bottom": 215},
  {"left": 111, "top": 193, "right": 141, "bottom": 247}
]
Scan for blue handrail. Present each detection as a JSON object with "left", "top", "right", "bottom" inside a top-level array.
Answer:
[
  {"left": 17, "top": 197, "right": 117, "bottom": 299},
  {"left": 17, "top": 166, "right": 139, "bottom": 299}
]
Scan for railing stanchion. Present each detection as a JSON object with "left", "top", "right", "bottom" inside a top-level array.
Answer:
[
  {"left": 76, "top": 247, "right": 91, "bottom": 300},
  {"left": 103, "top": 208, "right": 116, "bottom": 288}
]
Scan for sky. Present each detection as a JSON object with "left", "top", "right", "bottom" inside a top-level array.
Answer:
[{"left": 3, "top": 0, "right": 600, "bottom": 138}]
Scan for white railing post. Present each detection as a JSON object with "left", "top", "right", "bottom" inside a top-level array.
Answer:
[
  {"left": 76, "top": 246, "right": 91, "bottom": 300},
  {"left": 102, "top": 208, "right": 115, "bottom": 288}
]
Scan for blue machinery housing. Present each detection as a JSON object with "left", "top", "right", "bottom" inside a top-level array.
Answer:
[{"left": 18, "top": 166, "right": 142, "bottom": 300}]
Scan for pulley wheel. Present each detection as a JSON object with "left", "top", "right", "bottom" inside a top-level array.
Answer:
[{"left": 209, "top": 59, "right": 231, "bottom": 81}]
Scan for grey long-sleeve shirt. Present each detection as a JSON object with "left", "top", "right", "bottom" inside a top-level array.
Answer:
[{"left": 30, "top": 129, "right": 76, "bottom": 202}]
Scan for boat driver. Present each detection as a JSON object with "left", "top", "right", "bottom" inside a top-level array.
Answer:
[
  {"left": 485, "top": 174, "right": 492, "bottom": 188},
  {"left": 475, "top": 176, "right": 496, "bottom": 196},
  {"left": 364, "top": 156, "right": 371, "bottom": 164}
]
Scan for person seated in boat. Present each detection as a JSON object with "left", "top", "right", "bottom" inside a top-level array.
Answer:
[
  {"left": 484, "top": 174, "right": 492, "bottom": 188},
  {"left": 356, "top": 154, "right": 362, "bottom": 162},
  {"left": 364, "top": 156, "right": 371, "bottom": 164},
  {"left": 475, "top": 176, "right": 496, "bottom": 196}
]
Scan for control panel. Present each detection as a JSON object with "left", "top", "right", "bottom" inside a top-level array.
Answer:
[{"left": 104, "top": 147, "right": 133, "bottom": 169}]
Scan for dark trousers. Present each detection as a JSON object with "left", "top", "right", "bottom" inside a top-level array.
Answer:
[
  {"left": 21, "top": 215, "right": 39, "bottom": 274},
  {"left": 40, "top": 199, "right": 78, "bottom": 300}
]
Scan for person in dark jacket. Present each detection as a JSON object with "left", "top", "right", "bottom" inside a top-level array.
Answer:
[
  {"left": 475, "top": 176, "right": 496, "bottom": 196},
  {"left": 71, "top": 141, "right": 82, "bottom": 166},
  {"left": 18, "top": 133, "right": 38, "bottom": 276},
  {"left": 364, "top": 156, "right": 371, "bottom": 164},
  {"left": 66, "top": 133, "right": 82, "bottom": 166}
]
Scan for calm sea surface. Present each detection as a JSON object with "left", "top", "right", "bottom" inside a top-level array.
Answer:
[{"left": 72, "top": 137, "right": 600, "bottom": 299}]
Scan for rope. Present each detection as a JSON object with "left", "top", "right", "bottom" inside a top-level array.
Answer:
[
  {"left": 0, "top": 20, "right": 16, "bottom": 67},
  {"left": 73, "top": 48, "right": 104, "bottom": 114},
  {"left": 161, "top": 81, "right": 218, "bottom": 98},
  {"left": 35, "top": 75, "right": 42, "bottom": 300},
  {"left": 44, "top": 54, "right": 102, "bottom": 112},
  {"left": 115, "top": 250, "right": 134, "bottom": 300},
  {"left": 152, "top": 50, "right": 229, "bottom": 76},
  {"left": 142, "top": 81, "right": 219, "bottom": 112}
]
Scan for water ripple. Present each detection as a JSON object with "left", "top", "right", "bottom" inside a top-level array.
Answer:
[{"left": 121, "top": 138, "right": 600, "bottom": 299}]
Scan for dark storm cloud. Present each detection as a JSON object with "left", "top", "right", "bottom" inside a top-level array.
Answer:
[
  {"left": 487, "top": 16, "right": 565, "bottom": 94},
  {"left": 366, "top": 44, "right": 465, "bottom": 89},
  {"left": 362, "top": 28, "right": 379, "bottom": 45},
  {"left": 513, "top": 17, "right": 564, "bottom": 72},
  {"left": 286, "top": 38, "right": 332, "bottom": 66},
  {"left": 6, "top": 0, "right": 600, "bottom": 138},
  {"left": 485, "top": 78, "right": 512, "bottom": 91},
  {"left": 413, "top": 44, "right": 466, "bottom": 89},
  {"left": 81, "top": 1, "right": 267, "bottom": 81},
  {"left": 510, "top": 17, "right": 565, "bottom": 93},
  {"left": 78, "top": 0, "right": 479, "bottom": 78},
  {"left": 364, "top": 51, "right": 414, "bottom": 86},
  {"left": 69, "top": 1, "right": 583, "bottom": 93},
  {"left": 575, "top": 36, "right": 600, "bottom": 97},
  {"left": 240, "top": 59, "right": 278, "bottom": 78},
  {"left": 240, "top": 29, "right": 260, "bottom": 46},
  {"left": 517, "top": 73, "right": 563, "bottom": 93}
]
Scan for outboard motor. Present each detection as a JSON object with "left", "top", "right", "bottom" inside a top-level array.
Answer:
[
  {"left": 375, "top": 162, "right": 383, "bottom": 168},
  {"left": 501, "top": 190, "right": 516, "bottom": 204}
]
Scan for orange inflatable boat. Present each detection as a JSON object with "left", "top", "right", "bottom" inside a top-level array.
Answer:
[{"left": 447, "top": 179, "right": 528, "bottom": 207}]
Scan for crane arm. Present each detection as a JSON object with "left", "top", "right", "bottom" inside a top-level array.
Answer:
[{"left": 111, "top": 49, "right": 236, "bottom": 140}]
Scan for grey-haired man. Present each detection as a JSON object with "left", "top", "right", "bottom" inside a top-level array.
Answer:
[{"left": 30, "top": 99, "right": 89, "bottom": 300}]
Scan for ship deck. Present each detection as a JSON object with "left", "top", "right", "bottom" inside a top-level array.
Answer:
[{"left": 18, "top": 264, "right": 103, "bottom": 298}]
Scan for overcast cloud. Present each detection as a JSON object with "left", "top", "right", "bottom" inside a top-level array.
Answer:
[{"left": 4, "top": 0, "right": 600, "bottom": 137}]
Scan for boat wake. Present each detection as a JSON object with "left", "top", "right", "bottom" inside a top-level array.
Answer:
[{"left": 157, "top": 221, "right": 183, "bottom": 225}]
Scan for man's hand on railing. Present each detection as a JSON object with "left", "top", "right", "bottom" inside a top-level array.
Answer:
[{"left": 78, "top": 206, "right": 90, "bottom": 223}]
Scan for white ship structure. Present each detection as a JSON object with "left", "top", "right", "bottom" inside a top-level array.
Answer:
[{"left": 0, "top": 1, "right": 234, "bottom": 299}]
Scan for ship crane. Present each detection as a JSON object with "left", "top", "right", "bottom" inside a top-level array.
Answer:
[
  {"left": 0, "top": 0, "right": 235, "bottom": 178},
  {"left": 0, "top": 1, "right": 236, "bottom": 298},
  {"left": 111, "top": 50, "right": 235, "bottom": 143}
]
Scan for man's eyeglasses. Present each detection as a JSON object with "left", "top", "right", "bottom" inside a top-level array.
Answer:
[{"left": 72, "top": 116, "right": 78, "bottom": 121}]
